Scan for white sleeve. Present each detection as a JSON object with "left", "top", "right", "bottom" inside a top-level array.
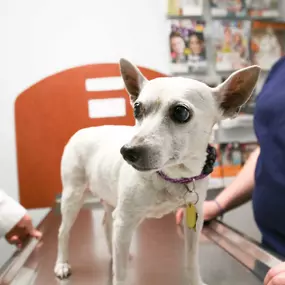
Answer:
[{"left": 0, "top": 189, "right": 27, "bottom": 237}]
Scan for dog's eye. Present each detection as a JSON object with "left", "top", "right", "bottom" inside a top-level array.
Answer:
[
  {"left": 170, "top": 105, "right": 191, "bottom": 123},
  {"left": 133, "top": 102, "right": 143, "bottom": 119}
]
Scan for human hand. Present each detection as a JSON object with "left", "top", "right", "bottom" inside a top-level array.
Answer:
[
  {"left": 175, "top": 200, "right": 222, "bottom": 225},
  {"left": 203, "top": 200, "right": 222, "bottom": 221},
  {"left": 264, "top": 262, "right": 285, "bottom": 285},
  {"left": 5, "top": 214, "right": 42, "bottom": 248}
]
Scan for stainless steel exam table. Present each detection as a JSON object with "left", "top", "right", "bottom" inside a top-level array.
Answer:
[{"left": 0, "top": 201, "right": 283, "bottom": 285}]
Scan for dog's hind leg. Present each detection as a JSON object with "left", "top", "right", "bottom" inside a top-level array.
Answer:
[
  {"left": 102, "top": 201, "right": 114, "bottom": 257},
  {"left": 54, "top": 147, "right": 86, "bottom": 279},
  {"left": 54, "top": 184, "right": 85, "bottom": 279}
]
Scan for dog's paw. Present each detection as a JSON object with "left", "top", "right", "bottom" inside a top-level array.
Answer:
[{"left": 54, "top": 262, "right": 71, "bottom": 279}]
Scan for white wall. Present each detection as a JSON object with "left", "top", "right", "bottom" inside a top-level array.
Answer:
[
  {"left": 0, "top": 0, "right": 170, "bottom": 205},
  {"left": 0, "top": 0, "right": 169, "bottom": 266}
]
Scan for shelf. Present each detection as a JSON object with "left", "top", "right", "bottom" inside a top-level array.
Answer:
[
  {"left": 211, "top": 16, "right": 285, "bottom": 22},
  {"left": 214, "top": 126, "right": 256, "bottom": 144},
  {"left": 220, "top": 114, "right": 254, "bottom": 129},
  {"left": 209, "top": 177, "right": 235, "bottom": 190},
  {"left": 167, "top": 14, "right": 285, "bottom": 23},
  {"left": 167, "top": 15, "right": 205, "bottom": 20}
]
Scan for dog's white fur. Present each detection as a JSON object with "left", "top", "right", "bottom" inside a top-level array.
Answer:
[{"left": 54, "top": 59, "right": 260, "bottom": 285}]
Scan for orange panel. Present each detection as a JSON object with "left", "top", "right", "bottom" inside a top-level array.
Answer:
[
  {"left": 15, "top": 63, "right": 166, "bottom": 209},
  {"left": 252, "top": 21, "right": 285, "bottom": 30}
]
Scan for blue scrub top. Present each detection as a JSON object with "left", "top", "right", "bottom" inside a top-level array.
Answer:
[{"left": 253, "top": 56, "right": 285, "bottom": 258}]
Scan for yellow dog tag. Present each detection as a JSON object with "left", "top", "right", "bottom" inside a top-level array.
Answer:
[{"left": 186, "top": 204, "right": 198, "bottom": 231}]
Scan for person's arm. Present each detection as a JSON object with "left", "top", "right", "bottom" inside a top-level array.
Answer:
[
  {"left": 215, "top": 146, "right": 260, "bottom": 212},
  {"left": 176, "top": 146, "right": 260, "bottom": 224},
  {"left": 0, "top": 189, "right": 27, "bottom": 237}
]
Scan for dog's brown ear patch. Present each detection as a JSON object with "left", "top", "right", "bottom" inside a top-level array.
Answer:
[
  {"left": 214, "top": 65, "right": 261, "bottom": 117},
  {"left": 119, "top": 58, "right": 147, "bottom": 102}
]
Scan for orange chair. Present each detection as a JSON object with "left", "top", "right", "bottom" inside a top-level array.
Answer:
[{"left": 15, "top": 63, "right": 166, "bottom": 209}]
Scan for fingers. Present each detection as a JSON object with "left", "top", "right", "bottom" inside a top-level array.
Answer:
[
  {"left": 5, "top": 215, "right": 42, "bottom": 249},
  {"left": 8, "top": 235, "right": 20, "bottom": 245},
  {"left": 22, "top": 217, "right": 34, "bottom": 234},
  {"left": 21, "top": 216, "right": 42, "bottom": 240},
  {"left": 176, "top": 208, "right": 184, "bottom": 225},
  {"left": 7, "top": 235, "right": 24, "bottom": 249},
  {"left": 267, "top": 272, "right": 285, "bottom": 285},
  {"left": 265, "top": 263, "right": 285, "bottom": 285},
  {"left": 30, "top": 229, "right": 42, "bottom": 239}
]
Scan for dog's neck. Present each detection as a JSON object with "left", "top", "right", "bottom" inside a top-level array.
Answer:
[
  {"left": 160, "top": 148, "right": 209, "bottom": 180},
  {"left": 161, "top": 164, "right": 201, "bottom": 180}
]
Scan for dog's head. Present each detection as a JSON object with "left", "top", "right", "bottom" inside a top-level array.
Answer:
[{"left": 119, "top": 58, "right": 260, "bottom": 174}]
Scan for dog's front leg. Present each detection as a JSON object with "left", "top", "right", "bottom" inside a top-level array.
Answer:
[
  {"left": 183, "top": 197, "right": 206, "bottom": 285},
  {"left": 112, "top": 209, "right": 141, "bottom": 285}
]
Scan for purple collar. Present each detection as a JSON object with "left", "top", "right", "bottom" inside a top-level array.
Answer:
[
  {"left": 156, "top": 144, "right": 216, "bottom": 184},
  {"left": 156, "top": 170, "right": 207, "bottom": 184}
]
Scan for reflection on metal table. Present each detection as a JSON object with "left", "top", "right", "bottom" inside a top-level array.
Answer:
[{"left": 0, "top": 206, "right": 282, "bottom": 285}]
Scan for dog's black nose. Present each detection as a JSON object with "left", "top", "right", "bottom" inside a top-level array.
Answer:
[{"left": 120, "top": 145, "right": 142, "bottom": 163}]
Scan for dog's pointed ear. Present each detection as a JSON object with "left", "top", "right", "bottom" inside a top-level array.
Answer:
[
  {"left": 119, "top": 58, "right": 148, "bottom": 103},
  {"left": 213, "top": 65, "right": 261, "bottom": 118}
]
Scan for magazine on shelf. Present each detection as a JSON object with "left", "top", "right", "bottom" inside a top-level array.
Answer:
[
  {"left": 169, "top": 20, "right": 207, "bottom": 73},
  {"left": 167, "top": 0, "right": 203, "bottom": 16},
  {"left": 251, "top": 21, "right": 285, "bottom": 71},
  {"left": 210, "top": 0, "right": 247, "bottom": 17},
  {"left": 247, "top": 0, "right": 279, "bottom": 18},
  {"left": 212, "top": 20, "right": 251, "bottom": 72}
]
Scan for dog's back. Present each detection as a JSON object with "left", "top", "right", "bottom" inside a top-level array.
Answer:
[{"left": 60, "top": 125, "right": 136, "bottom": 206}]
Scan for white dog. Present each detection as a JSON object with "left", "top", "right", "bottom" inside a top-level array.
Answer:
[{"left": 54, "top": 59, "right": 260, "bottom": 285}]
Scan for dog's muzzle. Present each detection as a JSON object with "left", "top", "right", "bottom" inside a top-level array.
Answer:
[
  {"left": 120, "top": 143, "right": 162, "bottom": 171},
  {"left": 120, "top": 145, "right": 145, "bottom": 164},
  {"left": 120, "top": 144, "right": 156, "bottom": 171}
]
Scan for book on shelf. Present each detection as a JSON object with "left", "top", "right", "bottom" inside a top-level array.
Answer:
[
  {"left": 212, "top": 20, "right": 251, "bottom": 72},
  {"left": 169, "top": 19, "right": 207, "bottom": 73},
  {"left": 210, "top": 0, "right": 247, "bottom": 17},
  {"left": 251, "top": 21, "right": 285, "bottom": 71},
  {"left": 247, "top": 0, "right": 279, "bottom": 18},
  {"left": 167, "top": 0, "right": 203, "bottom": 16}
]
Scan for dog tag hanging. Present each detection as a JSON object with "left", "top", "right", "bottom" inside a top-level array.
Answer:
[{"left": 186, "top": 203, "right": 198, "bottom": 231}]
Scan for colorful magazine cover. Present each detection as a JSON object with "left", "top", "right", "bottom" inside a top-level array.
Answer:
[
  {"left": 247, "top": 0, "right": 279, "bottom": 18},
  {"left": 167, "top": 0, "right": 203, "bottom": 16},
  {"left": 169, "top": 20, "right": 207, "bottom": 73},
  {"left": 210, "top": 0, "right": 247, "bottom": 17},
  {"left": 251, "top": 21, "right": 285, "bottom": 71},
  {"left": 212, "top": 20, "right": 251, "bottom": 71}
]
